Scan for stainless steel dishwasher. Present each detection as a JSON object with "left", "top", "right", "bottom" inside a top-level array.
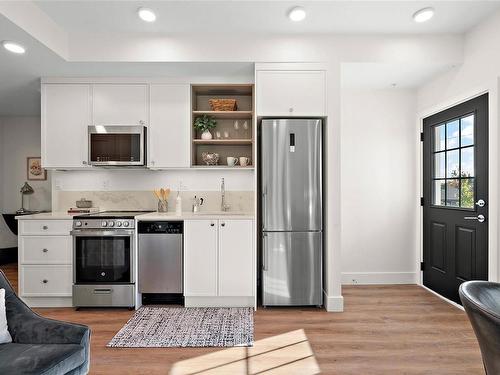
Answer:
[{"left": 138, "top": 221, "right": 183, "bottom": 304}]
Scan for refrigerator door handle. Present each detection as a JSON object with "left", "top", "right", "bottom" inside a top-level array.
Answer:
[
  {"left": 262, "top": 187, "right": 267, "bottom": 229},
  {"left": 262, "top": 233, "right": 268, "bottom": 271}
]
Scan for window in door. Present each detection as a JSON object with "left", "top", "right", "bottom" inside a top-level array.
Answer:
[{"left": 432, "top": 113, "right": 475, "bottom": 209}]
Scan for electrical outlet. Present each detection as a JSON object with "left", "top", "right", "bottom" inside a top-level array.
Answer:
[
  {"left": 54, "top": 179, "right": 62, "bottom": 191},
  {"left": 102, "top": 180, "right": 110, "bottom": 190},
  {"left": 351, "top": 278, "right": 358, "bottom": 284}
]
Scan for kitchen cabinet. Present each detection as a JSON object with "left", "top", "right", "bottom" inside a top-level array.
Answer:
[
  {"left": 256, "top": 70, "right": 326, "bottom": 116},
  {"left": 41, "top": 84, "right": 91, "bottom": 169},
  {"left": 92, "top": 84, "right": 148, "bottom": 125},
  {"left": 17, "top": 218, "right": 73, "bottom": 307},
  {"left": 218, "top": 220, "right": 253, "bottom": 296},
  {"left": 184, "top": 219, "right": 218, "bottom": 296},
  {"left": 149, "top": 84, "right": 190, "bottom": 168},
  {"left": 184, "top": 219, "right": 254, "bottom": 303}
]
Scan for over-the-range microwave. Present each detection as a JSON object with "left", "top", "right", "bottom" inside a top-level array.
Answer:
[{"left": 88, "top": 125, "right": 146, "bottom": 166}]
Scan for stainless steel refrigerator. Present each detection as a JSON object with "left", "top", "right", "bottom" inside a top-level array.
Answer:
[{"left": 261, "top": 118, "right": 323, "bottom": 306}]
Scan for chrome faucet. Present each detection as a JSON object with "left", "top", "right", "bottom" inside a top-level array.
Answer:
[{"left": 221, "top": 178, "right": 230, "bottom": 211}]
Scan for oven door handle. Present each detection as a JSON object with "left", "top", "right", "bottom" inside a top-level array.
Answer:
[{"left": 71, "top": 230, "right": 135, "bottom": 236}]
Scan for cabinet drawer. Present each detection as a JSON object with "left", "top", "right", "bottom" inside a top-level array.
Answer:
[
  {"left": 20, "top": 236, "right": 72, "bottom": 264},
  {"left": 20, "top": 265, "right": 72, "bottom": 297},
  {"left": 19, "top": 220, "right": 72, "bottom": 236}
]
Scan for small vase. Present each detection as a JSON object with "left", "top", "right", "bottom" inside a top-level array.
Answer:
[{"left": 201, "top": 130, "right": 213, "bottom": 140}]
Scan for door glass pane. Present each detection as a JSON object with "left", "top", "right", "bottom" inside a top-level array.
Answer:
[
  {"left": 446, "top": 149, "right": 459, "bottom": 178},
  {"left": 460, "top": 178, "right": 475, "bottom": 208},
  {"left": 433, "top": 152, "right": 445, "bottom": 178},
  {"left": 446, "top": 119, "right": 460, "bottom": 149},
  {"left": 446, "top": 179, "right": 460, "bottom": 207},
  {"left": 461, "top": 147, "right": 474, "bottom": 177},
  {"left": 461, "top": 115, "right": 474, "bottom": 147},
  {"left": 433, "top": 180, "right": 446, "bottom": 206},
  {"left": 434, "top": 124, "right": 446, "bottom": 151}
]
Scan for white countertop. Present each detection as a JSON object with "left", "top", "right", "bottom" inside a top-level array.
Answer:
[
  {"left": 15, "top": 211, "right": 254, "bottom": 221},
  {"left": 136, "top": 211, "right": 254, "bottom": 220},
  {"left": 15, "top": 212, "right": 76, "bottom": 220}
]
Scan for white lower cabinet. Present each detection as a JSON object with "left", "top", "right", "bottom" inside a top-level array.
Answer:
[
  {"left": 184, "top": 220, "right": 218, "bottom": 296},
  {"left": 184, "top": 219, "right": 254, "bottom": 307},
  {"left": 17, "top": 219, "right": 73, "bottom": 307}
]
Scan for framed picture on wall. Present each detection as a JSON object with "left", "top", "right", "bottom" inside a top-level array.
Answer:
[{"left": 27, "top": 157, "right": 46, "bottom": 181}]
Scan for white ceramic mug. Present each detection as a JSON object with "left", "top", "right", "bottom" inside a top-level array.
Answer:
[
  {"left": 239, "top": 157, "right": 250, "bottom": 167},
  {"left": 227, "top": 157, "right": 239, "bottom": 167}
]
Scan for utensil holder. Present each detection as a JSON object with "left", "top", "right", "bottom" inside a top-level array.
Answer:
[{"left": 158, "top": 200, "right": 168, "bottom": 212}]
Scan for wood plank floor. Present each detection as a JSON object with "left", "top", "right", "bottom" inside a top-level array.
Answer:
[{"left": 0, "top": 263, "right": 483, "bottom": 375}]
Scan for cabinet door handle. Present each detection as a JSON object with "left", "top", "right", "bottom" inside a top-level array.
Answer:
[
  {"left": 210, "top": 222, "right": 215, "bottom": 227},
  {"left": 82, "top": 160, "right": 87, "bottom": 165},
  {"left": 42, "top": 248, "right": 48, "bottom": 253},
  {"left": 221, "top": 222, "right": 226, "bottom": 227},
  {"left": 289, "top": 107, "right": 294, "bottom": 113},
  {"left": 42, "top": 279, "right": 48, "bottom": 284},
  {"left": 42, "top": 225, "right": 48, "bottom": 230},
  {"left": 263, "top": 233, "right": 268, "bottom": 271}
]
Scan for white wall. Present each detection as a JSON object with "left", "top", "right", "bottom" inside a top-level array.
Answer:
[
  {"left": 417, "top": 11, "right": 500, "bottom": 282},
  {"left": 0, "top": 116, "right": 51, "bottom": 213},
  {"left": 341, "top": 88, "right": 418, "bottom": 284}
]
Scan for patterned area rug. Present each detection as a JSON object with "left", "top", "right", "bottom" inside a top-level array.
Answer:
[{"left": 107, "top": 306, "right": 254, "bottom": 348}]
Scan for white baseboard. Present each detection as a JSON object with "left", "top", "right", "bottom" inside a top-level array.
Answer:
[
  {"left": 342, "top": 272, "right": 417, "bottom": 285},
  {"left": 323, "top": 291, "right": 344, "bottom": 312}
]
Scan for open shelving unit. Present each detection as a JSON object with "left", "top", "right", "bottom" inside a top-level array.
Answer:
[{"left": 191, "top": 84, "right": 254, "bottom": 168}]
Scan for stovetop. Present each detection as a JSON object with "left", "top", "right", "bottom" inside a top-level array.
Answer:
[{"left": 73, "top": 211, "right": 153, "bottom": 219}]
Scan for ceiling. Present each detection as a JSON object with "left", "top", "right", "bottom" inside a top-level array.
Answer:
[
  {"left": 1, "top": 1, "right": 500, "bottom": 116},
  {"left": 34, "top": 1, "right": 500, "bottom": 35}
]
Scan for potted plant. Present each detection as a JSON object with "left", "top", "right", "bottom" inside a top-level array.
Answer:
[{"left": 194, "top": 115, "right": 217, "bottom": 140}]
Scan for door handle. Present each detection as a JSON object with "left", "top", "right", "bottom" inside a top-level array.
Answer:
[
  {"left": 476, "top": 199, "right": 486, "bottom": 207},
  {"left": 262, "top": 233, "right": 268, "bottom": 271},
  {"left": 464, "top": 214, "right": 485, "bottom": 223},
  {"left": 93, "top": 288, "right": 112, "bottom": 294}
]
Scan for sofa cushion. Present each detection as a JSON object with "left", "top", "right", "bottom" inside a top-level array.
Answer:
[
  {"left": 0, "top": 342, "right": 85, "bottom": 375},
  {"left": 0, "top": 289, "right": 12, "bottom": 344}
]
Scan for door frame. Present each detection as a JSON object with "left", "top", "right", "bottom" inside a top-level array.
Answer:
[{"left": 417, "top": 84, "right": 499, "bottom": 291}]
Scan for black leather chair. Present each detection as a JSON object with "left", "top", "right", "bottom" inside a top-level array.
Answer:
[
  {"left": 0, "top": 270, "right": 91, "bottom": 374},
  {"left": 459, "top": 281, "right": 500, "bottom": 375}
]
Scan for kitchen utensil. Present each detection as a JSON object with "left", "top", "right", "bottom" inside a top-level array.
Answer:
[
  {"left": 239, "top": 157, "right": 250, "bottom": 167},
  {"left": 201, "top": 152, "right": 219, "bottom": 165},
  {"left": 76, "top": 198, "right": 92, "bottom": 208},
  {"left": 227, "top": 157, "right": 239, "bottom": 167}
]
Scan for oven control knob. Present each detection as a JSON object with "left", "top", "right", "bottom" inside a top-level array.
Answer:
[
  {"left": 75, "top": 221, "right": 82, "bottom": 227},
  {"left": 101, "top": 221, "right": 108, "bottom": 227},
  {"left": 116, "top": 222, "right": 122, "bottom": 227},
  {"left": 108, "top": 221, "right": 115, "bottom": 227},
  {"left": 123, "top": 221, "right": 130, "bottom": 227}
]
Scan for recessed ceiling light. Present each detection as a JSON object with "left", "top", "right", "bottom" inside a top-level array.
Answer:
[
  {"left": 2, "top": 41, "right": 26, "bottom": 54},
  {"left": 288, "top": 6, "right": 306, "bottom": 22},
  {"left": 138, "top": 7, "right": 156, "bottom": 22},
  {"left": 413, "top": 7, "right": 435, "bottom": 23}
]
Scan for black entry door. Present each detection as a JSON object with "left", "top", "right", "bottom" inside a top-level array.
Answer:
[{"left": 423, "top": 94, "right": 488, "bottom": 304}]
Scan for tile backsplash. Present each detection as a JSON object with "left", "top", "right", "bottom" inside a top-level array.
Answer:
[{"left": 54, "top": 190, "right": 254, "bottom": 213}]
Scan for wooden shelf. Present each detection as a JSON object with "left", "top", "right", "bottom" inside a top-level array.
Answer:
[
  {"left": 191, "top": 165, "right": 254, "bottom": 170},
  {"left": 192, "top": 111, "right": 253, "bottom": 119},
  {"left": 193, "top": 139, "right": 252, "bottom": 145}
]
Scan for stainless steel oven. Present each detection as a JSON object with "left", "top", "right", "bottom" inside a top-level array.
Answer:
[
  {"left": 71, "top": 214, "right": 139, "bottom": 308},
  {"left": 88, "top": 125, "right": 146, "bottom": 166}
]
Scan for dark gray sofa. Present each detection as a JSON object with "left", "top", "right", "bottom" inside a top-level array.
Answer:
[{"left": 0, "top": 270, "right": 90, "bottom": 374}]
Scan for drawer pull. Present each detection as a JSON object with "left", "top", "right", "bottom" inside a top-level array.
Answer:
[
  {"left": 42, "top": 279, "right": 48, "bottom": 284},
  {"left": 210, "top": 223, "right": 215, "bottom": 227},
  {"left": 42, "top": 225, "right": 48, "bottom": 230},
  {"left": 94, "top": 288, "right": 112, "bottom": 294},
  {"left": 42, "top": 248, "right": 48, "bottom": 253},
  {"left": 221, "top": 222, "right": 226, "bottom": 227}
]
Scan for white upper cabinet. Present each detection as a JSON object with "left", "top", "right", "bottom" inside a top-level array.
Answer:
[
  {"left": 256, "top": 70, "right": 326, "bottom": 116},
  {"left": 149, "top": 84, "right": 190, "bottom": 168},
  {"left": 218, "top": 220, "right": 254, "bottom": 297},
  {"left": 92, "top": 84, "right": 148, "bottom": 125},
  {"left": 41, "top": 84, "right": 91, "bottom": 169}
]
